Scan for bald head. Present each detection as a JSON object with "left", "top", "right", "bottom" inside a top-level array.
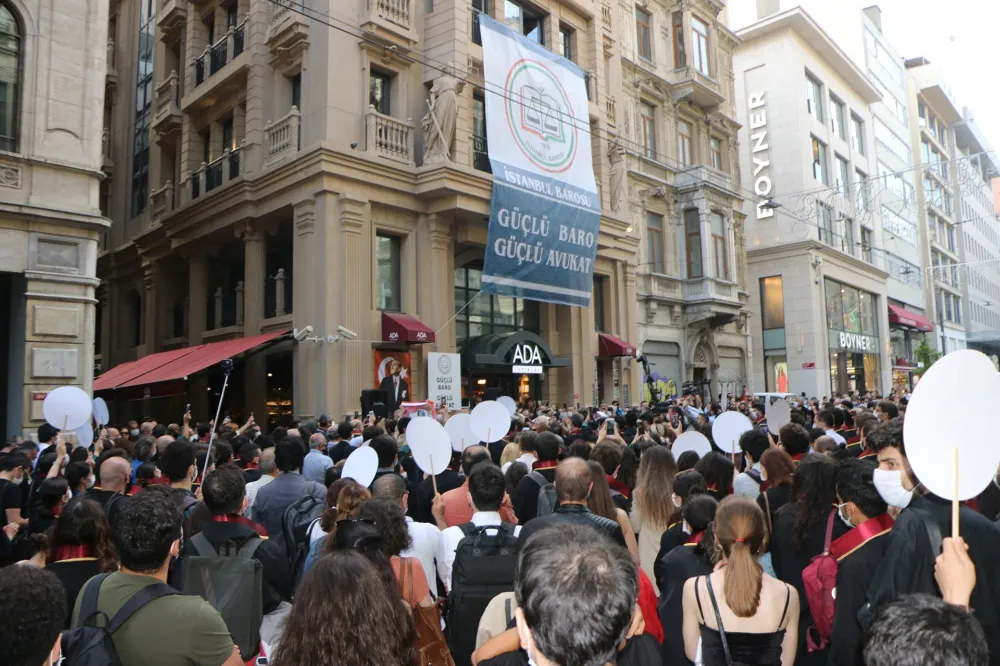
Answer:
[
  {"left": 555, "top": 457, "right": 592, "bottom": 503},
  {"left": 813, "top": 436, "right": 837, "bottom": 455},
  {"left": 155, "top": 435, "right": 175, "bottom": 454},
  {"left": 100, "top": 456, "right": 132, "bottom": 493},
  {"left": 140, "top": 422, "right": 153, "bottom": 435},
  {"left": 372, "top": 473, "right": 408, "bottom": 503},
  {"left": 308, "top": 433, "right": 326, "bottom": 451},
  {"left": 258, "top": 448, "right": 277, "bottom": 475}
]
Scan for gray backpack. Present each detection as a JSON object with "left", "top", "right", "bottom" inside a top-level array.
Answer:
[
  {"left": 529, "top": 471, "right": 558, "bottom": 517},
  {"left": 177, "top": 533, "right": 263, "bottom": 661}
]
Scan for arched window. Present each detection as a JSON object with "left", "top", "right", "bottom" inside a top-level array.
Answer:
[
  {"left": 0, "top": 3, "right": 20, "bottom": 153},
  {"left": 453, "top": 261, "right": 539, "bottom": 347}
]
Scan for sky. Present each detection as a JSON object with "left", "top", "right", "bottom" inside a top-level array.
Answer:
[{"left": 726, "top": 0, "right": 1000, "bottom": 152}]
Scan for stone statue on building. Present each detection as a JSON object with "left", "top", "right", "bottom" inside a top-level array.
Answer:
[
  {"left": 422, "top": 76, "right": 462, "bottom": 164},
  {"left": 608, "top": 136, "right": 626, "bottom": 212}
]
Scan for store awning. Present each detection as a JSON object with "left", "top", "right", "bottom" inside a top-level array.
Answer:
[
  {"left": 598, "top": 333, "right": 637, "bottom": 358},
  {"left": 94, "top": 331, "right": 289, "bottom": 391},
  {"left": 888, "top": 304, "right": 934, "bottom": 332},
  {"left": 382, "top": 312, "right": 435, "bottom": 344}
]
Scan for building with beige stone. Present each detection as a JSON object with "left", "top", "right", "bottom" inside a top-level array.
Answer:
[
  {"left": 95, "top": 0, "right": 645, "bottom": 425},
  {"left": 0, "top": 0, "right": 108, "bottom": 438},
  {"left": 618, "top": 0, "right": 750, "bottom": 403}
]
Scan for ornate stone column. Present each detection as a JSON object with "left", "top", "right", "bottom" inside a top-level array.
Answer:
[
  {"left": 292, "top": 198, "right": 317, "bottom": 420},
  {"left": 338, "top": 194, "right": 369, "bottom": 415},
  {"left": 142, "top": 263, "right": 158, "bottom": 354},
  {"left": 240, "top": 223, "right": 267, "bottom": 334},
  {"left": 187, "top": 253, "right": 208, "bottom": 344}
]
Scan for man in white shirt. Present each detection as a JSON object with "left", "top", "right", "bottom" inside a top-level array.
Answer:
[
  {"left": 437, "top": 462, "right": 520, "bottom": 593},
  {"left": 501, "top": 431, "right": 538, "bottom": 473},
  {"left": 372, "top": 473, "right": 440, "bottom": 596},
  {"left": 733, "top": 429, "right": 769, "bottom": 498},
  {"left": 245, "top": 448, "right": 278, "bottom": 519},
  {"left": 817, "top": 409, "right": 846, "bottom": 446}
]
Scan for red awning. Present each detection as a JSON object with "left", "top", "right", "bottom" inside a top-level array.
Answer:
[
  {"left": 117, "top": 331, "right": 289, "bottom": 388},
  {"left": 94, "top": 347, "right": 203, "bottom": 391},
  {"left": 382, "top": 312, "right": 435, "bottom": 344},
  {"left": 888, "top": 304, "right": 934, "bottom": 332},
  {"left": 598, "top": 333, "right": 636, "bottom": 358}
]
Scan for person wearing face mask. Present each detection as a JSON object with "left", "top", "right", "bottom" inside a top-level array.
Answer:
[
  {"left": 159, "top": 440, "right": 201, "bottom": 530},
  {"left": 734, "top": 429, "right": 770, "bottom": 499},
  {"left": 653, "top": 469, "right": 707, "bottom": 583},
  {"left": 0, "top": 454, "right": 31, "bottom": 532},
  {"left": 827, "top": 461, "right": 892, "bottom": 666},
  {"left": 85, "top": 452, "right": 132, "bottom": 525},
  {"left": 859, "top": 417, "right": 1000, "bottom": 665},
  {"left": 0, "top": 565, "right": 66, "bottom": 666},
  {"left": 64, "top": 461, "right": 94, "bottom": 498},
  {"left": 69, "top": 488, "right": 244, "bottom": 666}
]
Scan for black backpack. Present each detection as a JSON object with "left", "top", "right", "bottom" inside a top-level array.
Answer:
[
  {"left": 282, "top": 494, "right": 325, "bottom": 585},
  {"left": 447, "top": 523, "right": 519, "bottom": 666},
  {"left": 62, "top": 573, "right": 177, "bottom": 666}
]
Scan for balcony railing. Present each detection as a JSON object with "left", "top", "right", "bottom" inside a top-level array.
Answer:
[
  {"left": 367, "top": 0, "right": 411, "bottom": 28},
  {"left": 195, "top": 54, "right": 205, "bottom": 85},
  {"left": 234, "top": 20, "right": 245, "bottom": 56},
  {"left": 229, "top": 146, "right": 241, "bottom": 180},
  {"left": 264, "top": 106, "right": 301, "bottom": 168},
  {"left": 682, "top": 277, "right": 737, "bottom": 302},
  {"left": 264, "top": 268, "right": 293, "bottom": 318},
  {"left": 150, "top": 181, "right": 175, "bottom": 220},
  {"left": 210, "top": 37, "right": 227, "bottom": 73},
  {"left": 194, "top": 19, "right": 248, "bottom": 88},
  {"left": 471, "top": 8, "right": 483, "bottom": 45},
  {"left": 601, "top": 1, "right": 613, "bottom": 32},
  {"left": 365, "top": 106, "right": 414, "bottom": 164},
  {"left": 472, "top": 134, "right": 491, "bottom": 173},
  {"left": 205, "top": 156, "right": 224, "bottom": 192},
  {"left": 188, "top": 140, "right": 247, "bottom": 202},
  {"left": 155, "top": 69, "right": 181, "bottom": 115},
  {"left": 675, "top": 165, "right": 734, "bottom": 193},
  {"left": 605, "top": 98, "right": 617, "bottom": 126}
]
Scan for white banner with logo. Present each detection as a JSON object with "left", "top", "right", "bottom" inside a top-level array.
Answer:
[
  {"left": 478, "top": 13, "right": 600, "bottom": 308},
  {"left": 427, "top": 352, "right": 462, "bottom": 411}
]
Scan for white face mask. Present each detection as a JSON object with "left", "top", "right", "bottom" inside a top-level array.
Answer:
[
  {"left": 837, "top": 502, "right": 854, "bottom": 528},
  {"left": 873, "top": 468, "right": 913, "bottom": 509},
  {"left": 12, "top": 474, "right": 23, "bottom": 486},
  {"left": 87, "top": 475, "right": 96, "bottom": 489},
  {"left": 672, "top": 494, "right": 682, "bottom": 509}
]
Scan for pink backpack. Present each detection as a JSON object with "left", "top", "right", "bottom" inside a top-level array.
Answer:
[{"left": 801, "top": 510, "right": 838, "bottom": 652}]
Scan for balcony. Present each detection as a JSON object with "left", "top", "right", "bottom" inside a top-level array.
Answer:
[
  {"left": 105, "top": 38, "right": 117, "bottom": 92},
  {"left": 264, "top": 267, "right": 293, "bottom": 320},
  {"left": 157, "top": 0, "right": 187, "bottom": 45},
  {"left": 268, "top": 0, "right": 309, "bottom": 62},
  {"left": 263, "top": 106, "right": 301, "bottom": 169},
  {"left": 472, "top": 134, "right": 491, "bottom": 174},
  {"left": 365, "top": 106, "right": 414, "bottom": 165},
  {"left": 184, "top": 20, "right": 249, "bottom": 112},
  {"left": 361, "top": 0, "right": 416, "bottom": 46},
  {"left": 187, "top": 142, "right": 246, "bottom": 202},
  {"left": 682, "top": 277, "right": 743, "bottom": 325},
  {"left": 152, "top": 70, "right": 183, "bottom": 144},
  {"left": 605, "top": 97, "right": 617, "bottom": 128},
  {"left": 669, "top": 66, "right": 725, "bottom": 110},
  {"left": 150, "top": 181, "right": 176, "bottom": 221},
  {"left": 675, "top": 165, "right": 740, "bottom": 198}
]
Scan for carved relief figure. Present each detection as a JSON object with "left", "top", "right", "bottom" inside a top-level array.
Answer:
[
  {"left": 422, "top": 76, "right": 463, "bottom": 164},
  {"left": 608, "top": 136, "right": 626, "bottom": 212}
]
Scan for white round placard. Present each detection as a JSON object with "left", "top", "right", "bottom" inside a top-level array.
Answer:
[
  {"left": 672, "top": 431, "right": 712, "bottom": 459},
  {"left": 92, "top": 397, "right": 110, "bottom": 427},
  {"left": 341, "top": 446, "right": 379, "bottom": 488},
  {"left": 497, "top": 395, "right": 518, "bottom": 417},
  {"left": 407, "top": 416, "right": 452, "bottom": 475},
  {"left": 444, "top": 413, "right": 478, "bottom": 452},
  {"left": 75, "top": 424, "right": 94, "bottom": 449},
  {"left": 470, "top": 401, "right": 510, "bottom": 444},
  {"left": 767, "top": 399, "right": 791, "bottom": 435},
  {"left": 43, "top": 386, "right": 93, "bottom": 431},
  {"left": 712, "top": 411, "right": 754, "bottom": 455},
  {"left": 904, "top": 349, "right": 1000, "bottom": 501}
]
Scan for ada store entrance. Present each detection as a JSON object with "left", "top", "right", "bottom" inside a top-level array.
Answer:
[{"left": 466, "top": 373, "right": 541, "bottom": 404}]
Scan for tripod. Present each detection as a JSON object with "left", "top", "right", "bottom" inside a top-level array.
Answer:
[{"left": 200, "top": 359, "right": 234, "bottom": 482}]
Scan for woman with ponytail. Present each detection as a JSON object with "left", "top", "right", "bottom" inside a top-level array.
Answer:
[{"left": 681, "top": 496, "right": 799, "bottom": 666}]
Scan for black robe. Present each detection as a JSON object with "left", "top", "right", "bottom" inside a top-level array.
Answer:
[
  {"left": 770, "top": 502, "right": 849, "bottom": 666},
  {"left": 863, "top": 494, "right": 1000, "bottom": 666},
  {"left": 757, "top": 484, "right": 792, "bottom": 533},
  {"left": 512, "top": 466, "right": 556, "bottom": 523},
  {"left": 652, "top": 521, "right": 686, "bottom": 584},
  {"left": 657, "top": 544, "right": 712, "bottom": 666},
  {"left": 828, "top": 527, "right": 890, "bottom": 666},
  {"left": 975, "top": 479, "right": 1000, "bottom": 522}
]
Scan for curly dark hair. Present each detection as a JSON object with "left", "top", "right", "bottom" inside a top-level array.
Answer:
[
  {"left": 355, "top": 497, "right": 411, "bottom": 557},
  {"left": 270, "top": 551, "right": 418, "bottom": 666},
  {"left": 791, "top": 455, "right": 838, "bottom": 552},
  {"left": 694, "top": 451, "right": 735, "bottom": 499},
  {"left": 867, "top": 417, "right": 905, "bottom": 457},
  {"left": 47, "top": 497, "right": 117, "bottom": 571},
  {"left": 0, "top": 565, "right": 66, "bottom": 666}
]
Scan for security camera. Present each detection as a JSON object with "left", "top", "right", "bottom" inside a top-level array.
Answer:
[
  {"left": 812, "top": 256, "right": 823, "bottom": 267},
  {"left": 292, "top": 326, "right": 314, "bottom": 342},
  {"left": 336, "top": 325, "right": 358, "bottom": 341}
]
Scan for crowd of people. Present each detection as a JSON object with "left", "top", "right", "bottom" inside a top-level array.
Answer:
[{"left": 0, "top": 391, "right": 994, "bottom": 666}]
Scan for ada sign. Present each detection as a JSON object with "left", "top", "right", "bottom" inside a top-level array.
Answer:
[
  {"left": 427, "top": 352, "right": 461, "bottom": 411},
  {"left": 508, "top": 343, "right": 542, "bottom": 366}
]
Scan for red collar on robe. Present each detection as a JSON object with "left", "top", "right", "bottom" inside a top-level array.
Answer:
[
  {"left": 51, "top": 544, "right": 95, "bottom": 562},
  {"left": 791, "top": 453, "right": 806, "bottom": 462},
  {"left": 608, "top": 476, "right": 631, "bottom": 499},
  {"left": 829, "top": 513, "right": 894, "bottom": 561},
  {"left": 210, "top": 514, "right": 269, "bottom": 537},
  {"left": 684, "top": 531, "right": 705, "bottom": 545},
  {"left": 533, "top": 460, "right": 558, "bottom": 471}
]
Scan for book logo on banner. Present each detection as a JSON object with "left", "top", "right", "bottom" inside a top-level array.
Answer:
[{"left": 478, "top": 14, "right": 600, "bottom": 309}]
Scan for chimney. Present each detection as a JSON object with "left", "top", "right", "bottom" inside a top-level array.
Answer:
[
  {"left": 757, "top": 0, "right": 780, "bottom": 19},
  {"left": 863, "top": 5, "right": 883, "bottom": 32}
]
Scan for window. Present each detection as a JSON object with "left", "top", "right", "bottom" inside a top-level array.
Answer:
[
  {"left": 376, "top": 234, "right": 401, "bottom": 311},
  {"left": 504, "top": 0, "right": 543, "bottom": 43},
  {"left": 369, "top": 70, "right": 391, "bottom": 115},
  {"left": 640, "top": 102, "right": 656, "bottom": 159},
  {"left": 836, "top": 155, "right": 850, "bottom": 196},
  {"left": 672, "top": 12, "right": 685, "bottom": 68},
  {"left": 874, "top": 117, "right": 909, "bottom": 161},
  {"left": 710, "top": 212, "right": 728, "bottom": 280},
  {"left": 691, "top": 16, "right": 710, "bottom": 76},
  {"left": 221, "top": 117, "right": 234, "bottom": 151},
  {"left": 861, "top": 227, "right": 873, "bottom": 263},
  {"left": 760, "top": 276, "right": 785, "bottom": 329},
  {"left": 0, "top": 3, "right": 21, "bottom": 152},
  {"left": 132, "top": 0, "right": 155, "bottom": 217},
  {"left": 811, "top": 137, "right": 828, "bottom": 185},
  {"left": 559, "top": 26, "right": 573, "bottom": 61},
  {"left": 454, "top": 262, "right": 538, "bottom": 345},
  {"left": 851, "top": 115, "right": 865, "bottom": 155},
  {"left": 842, "top": 216, "right": 855, "bottom": 256},
  {"left": 472, "top": 93, "right": 489, "bottom": 172},
  {"left": 818, "top": 201, "right": 834, "bottom": 246},
  {"left": 291, "top": 73, "right": 301, "bottom": 109},
  {"left": 593, "top": 276, "right": 606, "bottom": 332},
  {"left": 947, "top": 224, "right": 956, "bottom": 252},
  {"left": 636, "top": 8, "right": 652, "bottom": 61},
  {"left": 830, "top": 96, "right": 846, "bottom": 139},
  {"left": 472, "top": 0, "right": 488, "bottom": 44},
  {"left": 677, "top": 120, "right": 693, "bottom": 166},
  {"left": 881, "top": 205, "right": 918, "bottom": 245},
  {"left": 856, "top": 169, "right": 869, "bottom": 211},
  {"left": 710, "top": 137, "right": 722, "bottom": 171},
  {"left": 806, "top": 73, "right": 824, "bottom": 122},
  {"left": 646, "top": 212, "right": 665, "bottom": 274},
  {"left": 226, "top": 4, "right": 238, "bottom": 27},
  {"left": 685, "top": 209, "right": 703, "bottom": 278}
]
